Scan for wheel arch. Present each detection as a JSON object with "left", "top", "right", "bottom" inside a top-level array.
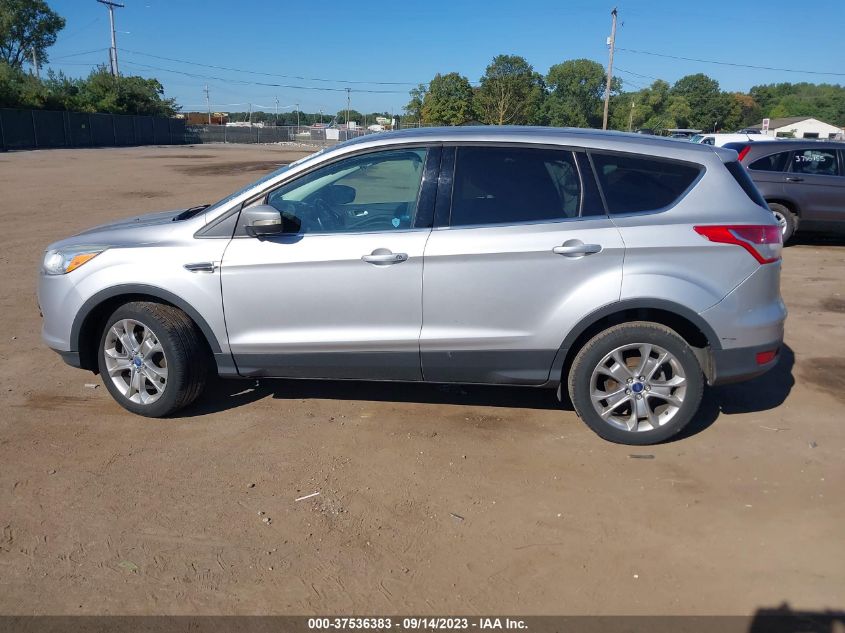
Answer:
[
  {"left": 549, "top": 299, "right": 720, "bottom": 388},
  {"left": 71, "top": 284, "right": 223, "bottom": 373},
  {"left": 765, "top": 197, "right": 800, "bottom": 217}
]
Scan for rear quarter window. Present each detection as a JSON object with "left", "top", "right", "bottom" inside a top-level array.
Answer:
[
  {"left": 725, "top": 161, "right": 768, "bottom": 209},
  {"left": 590, "top": 152, "right": 702, "bottom": 214}
]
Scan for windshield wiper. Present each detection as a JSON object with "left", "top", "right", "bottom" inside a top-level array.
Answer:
[{"left": 173, "top": 204, "right": 210, "bottom": 221}]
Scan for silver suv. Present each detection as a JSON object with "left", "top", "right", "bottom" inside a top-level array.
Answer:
[{"left": 38, "top": 127, "right": 786, "bottom": 444}]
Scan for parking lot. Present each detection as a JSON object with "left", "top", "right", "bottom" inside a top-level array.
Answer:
[{"left": 0, "top": 144, "right": 843, "bottom": 615}]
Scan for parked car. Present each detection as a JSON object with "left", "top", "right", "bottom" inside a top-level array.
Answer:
[
  {"left": 38, "top": 128, "right": 785, "bottom": 445},
  {"left": 689, "top": 133, "right": 775, "bottom": 147},
  {"left": 723, "top": 140, "right": 845, "bottom": 241}
]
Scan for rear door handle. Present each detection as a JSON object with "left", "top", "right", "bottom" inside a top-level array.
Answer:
[
  {"left": 553, "top": 241, "right": 602, "bottom": 257},
  {"left": 362, "top": 249, "right": 408, "bottom": 265},
  {"left": 786, "top": 176, "right": 804, "bottom": 182}
]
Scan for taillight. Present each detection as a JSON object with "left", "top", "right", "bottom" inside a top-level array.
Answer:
[
  {"left": 694, "top": 225, "right": 782, "bottom": 264},
  {"left": 737, "top": 145, "right": 751, "bottom": 161},
  {"left": 756, "top": 349, "right": 779, "bottom": 365}
]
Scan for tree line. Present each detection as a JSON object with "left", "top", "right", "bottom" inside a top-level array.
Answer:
[
  {"left": 1, "top": 0, "right": 177, "bottom": 116},
  {"left": 406, "top": 54, "right": 845, "bottom": 132}
]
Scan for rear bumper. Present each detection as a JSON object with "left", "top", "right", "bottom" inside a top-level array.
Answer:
[{"left": 708, "top": 341, "right": 781, "bottom": 386}]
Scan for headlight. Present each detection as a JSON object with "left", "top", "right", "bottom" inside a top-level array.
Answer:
[{"left": 42, "top": 247, "right": 107, "bottom": 275}]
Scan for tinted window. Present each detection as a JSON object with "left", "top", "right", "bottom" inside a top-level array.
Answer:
[
  {"left": 450, "top": 147, "right": 581, "bottom": 227},
  {"left": 591, "top": 153, "right": 701, "bottom": 214},
  {"left": 749, "top": 151, "right": 790, "bottom": 172},
  {"left": 725, "top": 161, "right": 768, "bottom": 209},
  {"left": 266, "top": 148, "right": 426, "bottom": 234},
  {"left": 791, "top": 149, "right": 839, "bottom": 176}
]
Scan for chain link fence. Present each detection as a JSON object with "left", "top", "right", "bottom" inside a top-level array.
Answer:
[
  {"left": 0, "top": 108, "right": 185, "bottom": 151},
  {"left": 184, "top": 124, "right": 379, "bottom": 147}
]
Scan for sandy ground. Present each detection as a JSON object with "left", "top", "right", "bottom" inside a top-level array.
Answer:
[{"left": 0, "top": 144, "right": 842, "bottom": 616}]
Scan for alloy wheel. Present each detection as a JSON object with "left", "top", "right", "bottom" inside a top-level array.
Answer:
[{"left": 103, "top": 319, "right": 168, "bottom": 405}]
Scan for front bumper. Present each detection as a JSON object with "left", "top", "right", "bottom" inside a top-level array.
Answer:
[
  {"left": 53, "top": 349, "right": 82, "bottom": 368},
  {"left": 708, "top": 341, "right": 782, "bottom": 385}
]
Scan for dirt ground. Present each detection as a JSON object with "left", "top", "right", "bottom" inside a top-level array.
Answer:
[{"left": 0, "top": 144, "right": 843, "bottom": 616}]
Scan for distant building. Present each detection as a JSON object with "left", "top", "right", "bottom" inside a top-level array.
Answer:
[
  {"left": 751, "top": 117, "right": 844, "bottom": 139},
  {"left": 181, "top": 112, "right": 229, "bottom": 125}
]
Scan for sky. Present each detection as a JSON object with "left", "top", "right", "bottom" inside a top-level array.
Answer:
[{"left": 44, "top": 0, "right": 845, "bottom": 117}]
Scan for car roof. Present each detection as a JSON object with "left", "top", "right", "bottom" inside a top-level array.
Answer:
[{"left": 336, "top": 125, "right": 737, "bottom": 162}]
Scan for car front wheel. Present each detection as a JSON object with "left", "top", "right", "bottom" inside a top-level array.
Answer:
[
  {"left": 98, "top": 301, "right": 208, "bottom": 417},
  {"left": 568, "top": 322, "right": 704, "bottom": 445}
]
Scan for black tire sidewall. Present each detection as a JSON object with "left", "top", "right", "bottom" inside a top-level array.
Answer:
[
  {"left": 97, "top": 304, "right": 195, "bottom": 418},
  {"left": 769, "top": 203, "right": 796, "bottom": 243},
  {"left": 569, "top": 324, "right": 704, "bottom": 445}
]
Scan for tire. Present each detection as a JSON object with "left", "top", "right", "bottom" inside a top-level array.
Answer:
[
  {"left": 769, "top": 202, "right": 797, "bottom": 243},
  {"left": 567, "top": 322, "right": 704, "bottom": 445},
  {"left": 97, "top": 301, "right": 209, "bottom": 417}
]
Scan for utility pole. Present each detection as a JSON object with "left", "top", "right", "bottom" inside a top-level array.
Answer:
[
  {"left": 274, "top": 97, "right": 279, "bottom": 125},
  {"left": 602, "top": 7, "right": 617, "bottom": 131},
  {"left": 248, "top": 103, "right": 252, "bottom": 126},
  {"left": 346, "top": 88, "right": 351, "bottom": 129},
  {"left": 31, "top": 49, "right": 40, "bottom": 78},
  {"left": 295, "top": 102, "right": 300, "bottom": 130},
  {"left": 96, "top": 0, "right": 124, "bottom": 77},
  {"left": 204, "top": 84, "right": 211, "bottom": 125},
  {"left": 628, "top": 99, "right": 635, "bottom": 132}
]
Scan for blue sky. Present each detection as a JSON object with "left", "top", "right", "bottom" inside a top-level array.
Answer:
[{"left": 45, "top": 0, "right": 845, "bottom": 116}]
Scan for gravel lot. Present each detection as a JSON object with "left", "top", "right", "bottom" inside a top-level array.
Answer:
[{"left": 0, "top": 144, "right": 842, "bottom": 615}]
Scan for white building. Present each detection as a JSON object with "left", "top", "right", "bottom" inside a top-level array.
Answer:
[{"left": 752, "top": 116, "right": 844, "bottom": 140}]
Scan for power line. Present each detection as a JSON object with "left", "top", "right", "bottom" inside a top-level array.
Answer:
[
  {"left": 615, "top": 66, "right": 661, "bottom": 81},
  {"left": 51, "top": 47, "right": 108, "bottom": 61},
  {"left": 616, "top": 47, "right": 845, "bottom": 77},
  {"left": 121, "top": 48, "right": 422, "bottom": 86},
  {"left": 121, "top": 59, "right": 411, "bottom": 94}
]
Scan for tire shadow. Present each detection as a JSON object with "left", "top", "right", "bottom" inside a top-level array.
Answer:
[{"left": 183, "top": 346, "right": 794, "bottom": 444}]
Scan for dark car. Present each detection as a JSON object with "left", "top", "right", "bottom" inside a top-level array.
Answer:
[{"left": 724, "top": 140, "right": 845, "bottom": 241}]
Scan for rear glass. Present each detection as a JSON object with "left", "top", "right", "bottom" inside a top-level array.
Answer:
[
  {"left": 749, "top": 151, "right": 790, "bottom": 172},
  {"left": 725, "top": 161, "right": 768, "bottom": 209},
  {"left": 590, "top": 153, "right": 702, "bottom": 214}
]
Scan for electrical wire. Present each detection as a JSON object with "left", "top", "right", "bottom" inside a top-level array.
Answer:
[
  {"left": 122, "top": 48, "right": 423, "bottom": 86},
  {"left": 121, "top": 60, "right": 411, "bottom": 94},
  {"left": 616, "top": 47, "right": 845, "bottom": 77}
]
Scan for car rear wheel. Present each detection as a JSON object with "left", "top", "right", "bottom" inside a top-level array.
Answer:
[
  {"left": 568, "top": 322, "right": 704, "bottom": 445},
  {"left": 98, "top": 301, "right": 208, "bottom": 417},
  {"left": 769, "top": 202, "right": 797, "bottom": 243}
]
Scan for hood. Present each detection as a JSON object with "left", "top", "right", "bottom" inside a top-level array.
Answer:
[{"left": 46, "top": 207, "right": 204, "bottom": 252}]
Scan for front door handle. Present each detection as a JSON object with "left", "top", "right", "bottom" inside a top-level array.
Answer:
[
  {"left": 362, "top": 249, "right": 408, "bottom": 265},
  {"left": 786, "top": 176, "right": 804, "bottom": 182},
  {"left": 553, "top": 240, "right": 602, "bottom": 257}
]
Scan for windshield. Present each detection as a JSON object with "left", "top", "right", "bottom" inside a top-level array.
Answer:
[{"left": 202, "top": 147, "right": 330, "bottom": 215}]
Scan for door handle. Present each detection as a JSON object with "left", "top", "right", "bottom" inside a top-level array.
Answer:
[
  {"left": 553, "top": 241, "right": 602, "bottom": 257},
  {"left": 362, "top": 249, "right": 408, "bottom": 265},
  {"left": 786, "top": 176, "right": 804, "bottom": 182}
]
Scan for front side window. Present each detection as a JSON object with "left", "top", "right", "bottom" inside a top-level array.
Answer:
[
  {"left": 591, "top": 152, "right": 701, "bottom": 214},
  {"left": 450, "top": 147, "right": 582, "bottom": 227},
  {"left": 791, "top": 149, "right": 839, "bottom": 176},
  {"left": 265, "top": 148, "right": 427, "bottom": 234},
  {"left": 749, "top": 151, "right": 791, "bottom": 172}
]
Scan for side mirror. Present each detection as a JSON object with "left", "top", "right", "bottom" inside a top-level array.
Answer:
[{"left": 243, "top": 205, "right": 283, "bottom": 238}]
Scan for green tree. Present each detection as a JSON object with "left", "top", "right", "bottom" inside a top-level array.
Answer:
[
  {"left": 336, "top": 109, "right": 363, "bottom": 124},
  {"left": 0, "top": 0, "right": 64, "bottom": 68},
  {"left": 670, "top": 73, "right": 734, "bottom": 130},
  {"left": 543, "top": 59, "right": 617, "bottom": 128},
  {"left": 475, "top": 54, "right": 545, "bottom": 125},
  {"left": 404, "top": 83, "right": 426, "bottom": 122},
  {"left": 76, "top": 66, "right": 177, "bottom": 116},
  {"left": 421, "top": 72, "right": 476, "bottom": 125}
]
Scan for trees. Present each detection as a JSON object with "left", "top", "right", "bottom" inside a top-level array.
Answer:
[
  {"left": 421, "top": 72, "right": 476, "bottom": 126},
  {"left": 543, "top": 59, "right": 617, "bottom": 128},
  {"left": 0, "top": 0, "right": 64, "bottom": 68},
  {"left": 475, "top": 54, "right": 545, "bottom": 125},
  {"left": 404, "top": 83, "right": 426, "bottom": 123}
]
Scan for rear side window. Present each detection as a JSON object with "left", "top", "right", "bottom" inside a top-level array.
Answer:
[
  {"left": 749, "top": 151, "right": 790, "bottom": 172},
  {"left": 725, "top": 161, "right": 768, "bottom": 209},
  {"left": 791, "top": 149, "right": 839, "bottom": 176},
  {"left": 590, "top": 153, "right": 701, "bottom": 214},
  {"left": 450, "top": 147, "right": 581, "bottom": 227}
]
